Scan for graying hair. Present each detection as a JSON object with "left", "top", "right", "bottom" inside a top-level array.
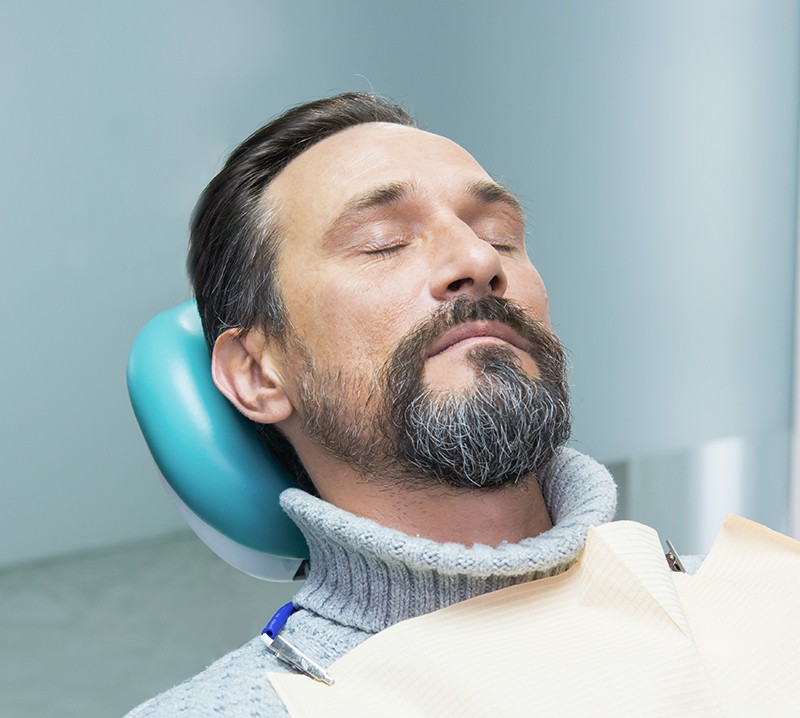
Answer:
[
  {"left": 400, "top": 345, "right": 570, "bottom": 489},
  {"left": 187, "top": 93, "right": 416, "bottom": 491}
]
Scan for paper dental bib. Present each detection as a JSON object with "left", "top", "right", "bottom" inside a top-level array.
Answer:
[{"left": 268, "top": 517, "right": 800, "bottom": 717}]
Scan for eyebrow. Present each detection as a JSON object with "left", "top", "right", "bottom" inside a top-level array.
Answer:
[
  {"left": 466, "top": 179, "right": 524, "bottom": 216},
  {"left": 324, "top": 178, "right": 523, "bottom": 242},
  {"left": 342, "top": 180, "right": 411, "bottom": 215},
  {"left": 323, "top": 181, "right": 412, "bottom": 241}
]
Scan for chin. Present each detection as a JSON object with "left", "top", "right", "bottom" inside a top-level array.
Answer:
[
  {"left": 421, "top": 353, "right": 486, "bottom": 392},
  {"left": 426, "top": 345, "right": 539, "bottom": 389}
]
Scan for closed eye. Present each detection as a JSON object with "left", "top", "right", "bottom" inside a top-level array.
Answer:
[
  {"left": 484, "top": 237, "right": 521, "bottom": 254},
  {"left": 361, "top": 242, "right": 408, "bottom": 256},
  {"left": 489, "top": 242, "right": 516, "bottom": 253}
]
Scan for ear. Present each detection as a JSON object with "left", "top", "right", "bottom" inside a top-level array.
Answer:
[{"left": 211, "top": 328, "right": 294, "bottom": 425}]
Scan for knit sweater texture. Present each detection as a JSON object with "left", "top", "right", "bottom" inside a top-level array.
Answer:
[{"left": 124, "top": 447, "right": 617, "bottom": 717}]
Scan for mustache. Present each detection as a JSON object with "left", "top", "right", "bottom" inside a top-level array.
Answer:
[
  {"left": 382, "top": 294, "right": 571, "bottom": 488},
  {"left": 383, "top": 295, "right": 564, "bottom": 381}
]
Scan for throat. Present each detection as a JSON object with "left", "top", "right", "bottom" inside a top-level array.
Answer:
[{"left": 321, "top": 472, "right": 553, "bottom": 547}]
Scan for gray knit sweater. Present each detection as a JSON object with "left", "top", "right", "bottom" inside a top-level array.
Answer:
[{"left": 125, "top": 448, "right": 617, "bottom": 717}]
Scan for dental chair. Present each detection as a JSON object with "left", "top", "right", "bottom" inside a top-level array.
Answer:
[{"left": 126, "top": 301, "right": 309, "bottom": 582}]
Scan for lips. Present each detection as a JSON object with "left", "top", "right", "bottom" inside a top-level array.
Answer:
[{"left": 426, "top": 320, "right": 530, "bottom": 358}]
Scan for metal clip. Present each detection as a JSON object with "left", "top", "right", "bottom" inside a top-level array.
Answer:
[
  {"left": 665, "top": 539, "right": 686, "bottom": 573},
  {"left": 268, "top": 635, "right": 335, "bottom": 685},
  {"left": 261, "top": 601, "right": 335, "bottom": 686}
]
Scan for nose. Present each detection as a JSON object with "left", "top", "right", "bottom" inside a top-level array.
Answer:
[{"left": 429, "top": 225, "right": 508, "bottom": 301}]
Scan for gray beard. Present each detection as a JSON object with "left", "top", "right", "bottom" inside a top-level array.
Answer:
[
  {"left": 394, "top": 344, "right": 570, "bottom": 490},
  {"left": 296, "top": 296, "right": 571, "bottom": 491}
]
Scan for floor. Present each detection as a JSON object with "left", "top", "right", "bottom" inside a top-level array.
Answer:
[{"left": 0, "top": 532, "right": 297, "bottom": 718}]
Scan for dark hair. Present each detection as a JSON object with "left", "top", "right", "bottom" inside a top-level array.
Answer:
[{"left": 188, "top": 92, "right": 416, "bottom": 491}]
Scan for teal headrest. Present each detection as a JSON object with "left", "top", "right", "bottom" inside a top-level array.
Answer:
[{"left": 126, "top": 301, "right": 309, "bottom": 581}]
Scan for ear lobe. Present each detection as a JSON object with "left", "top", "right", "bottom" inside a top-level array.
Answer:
[{"left": 211, "top": 328, "right": 294, "bottom": 425}]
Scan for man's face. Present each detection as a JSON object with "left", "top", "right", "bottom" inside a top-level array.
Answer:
[{"left": 263, "top": 122, "right": 567, "bottom": 487}]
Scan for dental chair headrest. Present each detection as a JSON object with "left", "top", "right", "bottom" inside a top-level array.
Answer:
[{"left": 127, "top": 301, "right": 309, "bottom": 581}]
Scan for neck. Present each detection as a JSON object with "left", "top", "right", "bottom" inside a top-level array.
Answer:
[
  {"left": 281, "top": 447, "right": 618, "bottom": 633},
  {"left": 301, "top": 450, "right": 553, "bottom": 546}
]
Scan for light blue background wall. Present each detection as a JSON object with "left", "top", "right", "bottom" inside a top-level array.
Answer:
[{"left": 2, "top": 1, "right": 797, "bottom": 566}]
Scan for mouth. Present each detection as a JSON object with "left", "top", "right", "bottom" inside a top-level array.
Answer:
[{"left": 426, "top": 320, "right": 530, "bottom": 358}]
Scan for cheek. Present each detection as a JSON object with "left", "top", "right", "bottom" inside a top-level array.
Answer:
[
  {"left": 507, "top": 265, "right": 551, "bottom": 327},
  {"left": 286, "top": 269, "right": 418, "bottom": 367}
]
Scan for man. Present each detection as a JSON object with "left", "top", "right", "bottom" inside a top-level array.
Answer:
[{"left": 127, "top": 93, "right": 618, "bottom": 717}]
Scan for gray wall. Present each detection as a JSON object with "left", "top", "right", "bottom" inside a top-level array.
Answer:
[{"left": 2, "top": 1, "right": 797, "bottom": 567}]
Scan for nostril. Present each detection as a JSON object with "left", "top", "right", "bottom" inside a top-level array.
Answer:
[
  {"left": 447, "top": 278, "right": 471, "bottom": 293},
  {"left": 489, "top": 274, "right": 502, "bottom": 292}
]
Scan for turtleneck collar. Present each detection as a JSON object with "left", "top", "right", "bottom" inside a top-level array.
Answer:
[{"left": 280, "top": 448, "right": 617, "bottom": 634}]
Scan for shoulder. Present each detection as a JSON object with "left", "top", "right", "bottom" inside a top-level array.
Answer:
[
  {"left": 123, "top": 610, "right": 374, "bottom": 717},
  {"left": 123, "top": 637, "right": 293, "bottom": 718}
]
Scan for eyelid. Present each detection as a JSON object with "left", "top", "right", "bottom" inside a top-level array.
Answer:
[
  {"left": 471, "top": 213, "right": 524, "bottom": 250},
  {"left": 360, "top": 240, "right": 408, "bottom": 255},
  {"left": 483, "top": 236, "right": 522, "bottom": 253},
  {"left": 357, "top": 224, "right": 414, "bottom": 255}
]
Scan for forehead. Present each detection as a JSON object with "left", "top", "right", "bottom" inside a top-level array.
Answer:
[{"left": 263, "top": 123, "right": 494, "bottom": 236}]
